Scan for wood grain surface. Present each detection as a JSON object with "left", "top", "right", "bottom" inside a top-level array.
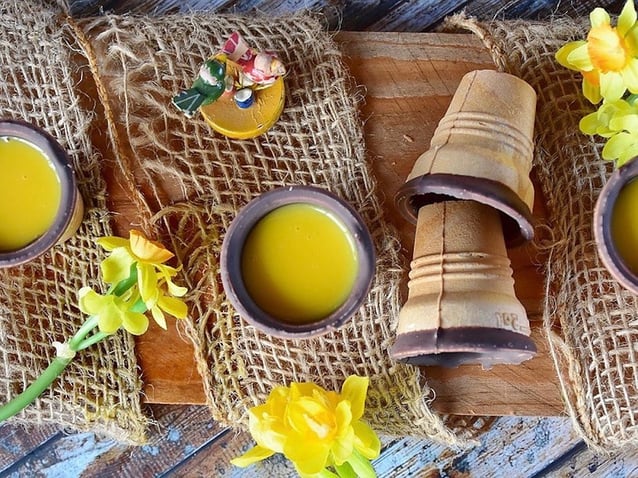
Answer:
[
  {"left": 108, "top": 31, "right": 564, "bottom": 416},
  {"left": 2, "top": 1, "right": 637, "bottom": 477}
]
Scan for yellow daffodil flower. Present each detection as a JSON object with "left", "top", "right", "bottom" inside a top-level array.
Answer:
[
  {"left": 556, "top": 0, "right": 638, "bottom": 103},
  {"left": 231, "top": 376, "right": 380, "bottom": 478},
  {"left": 78, "top": 287, "right": 149, "bottom": 335},
  {"left": 578, "top": 97, "right": 638, "bottom": 165},
  {"left": 148, "top": 287, "right": 188, "bottom": 329},
  {"left": 603, "top": 129, "right": 638, "bottom": 165},
  {"left": 97, "top": 230, "right": 188, "bottom": 324},
  {"left": 579, "top": 98, "right": 634, "bottom": 136}
]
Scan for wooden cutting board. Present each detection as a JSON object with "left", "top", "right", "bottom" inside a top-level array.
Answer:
[{"left": 110, "top": 32, "right": 564, "bottom": 416}]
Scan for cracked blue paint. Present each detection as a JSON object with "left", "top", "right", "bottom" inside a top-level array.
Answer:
[
  {"left": 142, "top": 444, "right": 160, "bottom": 456},
  {"left": 167, "top": 427, "right": 181, "bottom": 443},
  {"left": 40, "top": 433, "right": 115, "bottom": 478}
]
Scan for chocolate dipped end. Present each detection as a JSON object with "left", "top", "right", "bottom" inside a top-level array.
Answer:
[
  {"left": 399, "top": 70, "right": 537, "bottom": 247},
  {"left": 391, "top": 201, "right": 536, "bottom": 368},
  {"left": 391, "top": 327, "right": 536, "bottom": 368}
]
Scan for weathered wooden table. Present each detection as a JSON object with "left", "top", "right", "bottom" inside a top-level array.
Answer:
[
  {"left": 3, "top": 1, "right": 638, "bottom": 476},
  {"left": 129, "top": 31, "right": 562, "bottom": 417}
]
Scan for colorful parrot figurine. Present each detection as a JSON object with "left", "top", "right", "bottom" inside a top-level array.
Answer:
[
  {"left": 221, "top": 32, "right": 286, "bottom": 89},
  {"left": 172, "top": 56, "right": 227, "bottom": 118}
]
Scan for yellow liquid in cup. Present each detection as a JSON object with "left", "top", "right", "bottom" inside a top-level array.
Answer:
[
  {"left": 241, "top": 203, "right": 359, "bottom": 324},
  {"left": 0, "top": 137, "right": 61, "bottom": 252}
]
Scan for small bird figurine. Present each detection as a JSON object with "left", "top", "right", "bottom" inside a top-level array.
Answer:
[
  {"left": 221, "top": 32, "right": 286, "bottom": 89},
  {"left": 172, "top": 56, "right": 227, "bottom": 118}
]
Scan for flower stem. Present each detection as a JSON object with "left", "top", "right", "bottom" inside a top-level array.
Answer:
[
  {"left": 0, "top": 356, "right": 72, "bottom": 422},
  {"left": 76, "top": 332, "right": 110, "bottom": 351},
  {"left": 69, "top": 315, "right": 99, "bottom": 350},
  {"left": 0, "top": 315, "right": 101, "bottom": 423},
  {"left": 0, "top": 272, "right": 138, "bottom": 423}
]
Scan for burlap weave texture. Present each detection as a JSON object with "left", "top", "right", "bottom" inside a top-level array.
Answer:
[
  {"left": 0, "top": 2, "right": 147, "bottom": 443},
  {"left": 448, "top": 15, "right": 638, "bottom": 451},
  {"left": 0, "top": 0, "right": 462, "bottom": 444},
  {"left": 74, "top": 11, "right": 462, "bottom": 445}
]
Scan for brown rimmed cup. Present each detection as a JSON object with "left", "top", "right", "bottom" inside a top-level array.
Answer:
[
  {"left": 594, "top": 159, "right": 638, "bottom": 293},
  {"left": 0, "top": 119, "right": 84, "bottom": 268},
  {"left": 220, "top": 185, "right": 375, "bottom": 339}
]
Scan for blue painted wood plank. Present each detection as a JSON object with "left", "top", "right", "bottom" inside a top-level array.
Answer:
[
  {"left": 542, "top": 444, "right": 638, "bottom": 478},
  {"left": 160, "top": 416, "right": 583, "bottom": 476},
  {"left": 0, "top": 406, "right": 225, "bottom": 477},
  {"left": 0, "top": 426, "right": 61, "bottom": 475},
  {"left": 1, "top": 432, "right": 117, "bottom": 478}
]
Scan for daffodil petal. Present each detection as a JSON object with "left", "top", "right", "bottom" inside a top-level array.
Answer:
[
  {"left": 610, "top": 113, "right": 638, "bottom": 132},
  {"left": 352, "top": 421, "right": 381, "bottom": 460},
  {"left": 627, "top": 21, "right": 638, "bottom": 51},
  {"left": 600, "top": 71, "right": 626, "bottom": 101},
  {"left": 157, "top": 295, "right": 188, "bottom": 319},
  {"left": 332, "top": 421, "right": 354, "bottom": 465},
  {"left": 618, "top": 0, "right": 637, "bottom": 36},
  {"left": 96, "top": 299, "right": 123, "bottom": 334},
  {"left": 249, "top": 407, "right": 287, "bottom": 453},
  {"left": 590, "top": 7, "right": 611, "bottom": 29},
  {"left": 579, "top": 111, "right": 601, "bottom": 135},
  {"left": 78, "top": 287, "right": 104, "bottom": 315},
  {"left": 603, "top": 131, "right": 635, "bottom": 160},
  {"left": 165, "top": 277, "right": 188, "bottom": 298},
  {"left": 618, "top": 140, "right": 638, "bottom": 166},
  {"left": 623, "top": 59, "right": 638, "bottom": 93},
  {"left": 555, "top": 41, "right": 586, "bottom": 69},
  {"left": 583, "top": 76, "right": 602, "bottom": 104},
  {"left": 151, "top": 306, "right": 167, "bottom": 329},
  {"left": 129, "top": 230, "right": 174, "bottom": 264},
  {"left": 137, "top": 262, "right": 159, "bottom": 307},
  {"left": 121, "top": 311, "right": 149, "bottom": 335},
  {"left": 285, "top": 440, "right": 331, "bottom": 475},
  {"left": 566, "top": 43, "right": 594, "bottom": 71},
  {"left": 101, "top": 247, "right": 135, "bottom": 284},
  {"left": 230, "top": 445, "right": 275, "bottom": 467},
  {"left": 336, "top": 400, "right": 353, "bottom": 432},
  {"left": 340, "top": 376, "right": 368, "bottom": 421},
  {"left": 97, "top": 236, "right": 129, "bottom": 251}
]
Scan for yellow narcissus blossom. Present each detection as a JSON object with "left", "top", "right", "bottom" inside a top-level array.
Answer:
[
  {"left": 556, "top": 0, "right": 638, "bottom": 103},
  {"left": 231, "top": 375, "right": 380, "bottom": 478},
  {"left": 78, "top": 287, "right": 149, "bottom": 335},
  {"left": 97, "top": 230, "right": 188, "bottom": 328},
  {"left": 579, "top": 97, "right": 638, "bottom": 165}
]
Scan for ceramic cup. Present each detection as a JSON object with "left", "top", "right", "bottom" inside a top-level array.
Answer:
[
  {"left": 594, "top": 159, "right": 638, "bottom": 293},
  {"left": 220, "top": 185, "right": 375, "bottom": 339},
  {"left": 0, "top": 119, "right": 84, "bottom": 268}
]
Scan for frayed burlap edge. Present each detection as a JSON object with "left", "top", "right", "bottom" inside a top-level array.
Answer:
[
  {"left": 0, "top": 0, "right": 149, "bottom": 445},
  {"left": 445, "top": 13, "right": 638, "bottom": 452},
  {"left": 66, "top": 9, "right": 471, "bottom": 448}
]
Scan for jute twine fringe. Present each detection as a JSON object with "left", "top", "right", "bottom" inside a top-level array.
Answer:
[
  {"left": 0, "top": 1, "right": 147, "bottom": 444},
  {"left": 0, "top": 0, "right": 465, "bottom": 446},
  {"left": 70, "top": 11, "right": 464, "bottom": 445},
  {"left": 446, "top": 14, "right": 638, "bottom": 452}
]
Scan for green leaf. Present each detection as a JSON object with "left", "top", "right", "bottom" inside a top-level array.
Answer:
[
  {"left": 345, "top": 449, "right": 377, "bottom": 478},
  {"left": 334, "top": 462, "right": 357, "bottom": 478}
]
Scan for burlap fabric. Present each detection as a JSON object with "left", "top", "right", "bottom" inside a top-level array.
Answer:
[
  {"left": 447, "top": 15, "right": 638, "bottom": 451},
  {"left": 0, "top": 2, "right": 147, "bottom": 443},
  {"left": 74, "top": 10, "right": 463, "bottom": 445},
  {"left": 0, "top": 0, "right": 463, "bottom": 445}
]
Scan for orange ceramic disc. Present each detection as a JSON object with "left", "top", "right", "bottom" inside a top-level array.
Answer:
[{"left": 200, "top": 62, "right": 285, "bottom": 140}]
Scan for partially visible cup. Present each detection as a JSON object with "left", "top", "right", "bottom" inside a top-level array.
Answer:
[
  {"left": 0, "top": 119, "right": 84, "bottom": 268},
  {"left": 594, "top": 158, "right": 638, "bottom": 293},
  {"left": 221, "top": 186, "right": 375, "bottom": 339}
]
